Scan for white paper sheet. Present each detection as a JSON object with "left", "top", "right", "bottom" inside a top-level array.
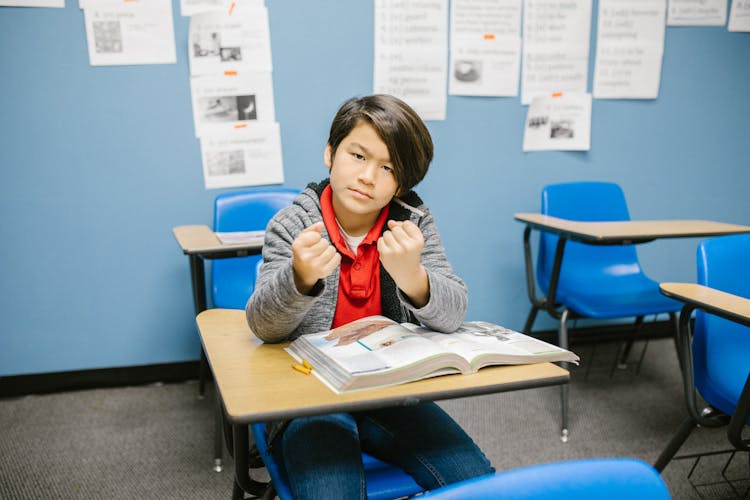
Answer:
[
  {"left": 667, "top": 0, "right": 727, "bottom": 25},
  {"left": 188, "top": 4, "right": 272, "bottom": 76},
  {"left": 593, "top": 0, "right": 666, "bottom": 99},
  {"left": 523, "top": 93, "right": 591, "bottom": 152},
  {"left": 0, "top": 0, "right": 63, "bottom": 7},
  {"left": 728, "top": 0, "right": 750, "bottom": 30},
  {"left": 190, "top": 71, "right": 275, "bottom": 137},
  {"left": 449, "top": 0, "right": 522, "bottom": 96},
  {"left": 180, "top": 0, "right": 257, "bottom": 18},
  {"left": 83, "top": 0, "right": 176, "bottom": 66},
  {"left": 521, "top": 0, "right": 592, "bottom": 105},
  {"left": 200, "top": 122, "right": 284, "bottom": 189},
  {"left": 373, "top": 0, "right": 448, "bottom": 121}
]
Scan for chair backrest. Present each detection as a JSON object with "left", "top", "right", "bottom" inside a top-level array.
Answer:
[
  {"left": 419, "top": 458, "right": 670, "bottom": 499},
  {"left": 211, "top": 188, "right": 298, "bottom": 309},
  {"left": 537, "top": 182, "right": 643, "bottom": 294},
  {"left": 694, "top": 234, "right": 750, "bottom": 420}
]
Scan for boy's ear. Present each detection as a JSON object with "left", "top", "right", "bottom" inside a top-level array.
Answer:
[{"left": 324, "top": 144, "right": 332, "bottom": 169}]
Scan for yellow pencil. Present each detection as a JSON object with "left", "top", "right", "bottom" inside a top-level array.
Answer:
[{"left": 292, "top": 363, "right": 311, "bottom": 375}]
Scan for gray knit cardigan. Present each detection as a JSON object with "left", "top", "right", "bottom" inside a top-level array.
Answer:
[{"left": 245, "top": 179, "right": 468, "bottom": 343}]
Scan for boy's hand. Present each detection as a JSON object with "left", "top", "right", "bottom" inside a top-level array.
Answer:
[
  {"left": 292, "top": 222, "right": 341, "bottom": 294},
  {"left": 378, "top": 220, "right": 429, "bottom": 307}
]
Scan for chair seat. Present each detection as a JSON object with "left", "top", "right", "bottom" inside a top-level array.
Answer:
[
  {"left": 250, "top": 424, "right": 423, "bottom": 500},
  {"left": 420, "top": 458, "right": 670, "bottom": 499},
  {"left": 361, "top": 453, "right": 424, "bottom": 500},
  {"left": 555, "top": 274, "right": 682, "bottom": 319}
]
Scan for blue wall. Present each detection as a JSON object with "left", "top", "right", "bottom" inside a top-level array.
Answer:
[{"left": 1, "top": 1, "right": 748, "bottom": 376}]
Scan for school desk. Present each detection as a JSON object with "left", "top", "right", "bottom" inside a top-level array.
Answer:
[
  {"left": 514, "top": 213, "right": 750, "bottom": 333},
  {"left": 196, "top": 308, "right": 570, "bottom": 497}
]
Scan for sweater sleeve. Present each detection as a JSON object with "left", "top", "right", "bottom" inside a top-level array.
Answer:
[
  {"left": 245, "top": 208, "right": 322, "bottom": 343},
  {"left": 399, "top": 209, "right": 468, "bottom": 333}
]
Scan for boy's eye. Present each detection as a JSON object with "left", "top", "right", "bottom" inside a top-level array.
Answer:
[{"left": 352, "top": 152, "right": 365, "bottom": 160}]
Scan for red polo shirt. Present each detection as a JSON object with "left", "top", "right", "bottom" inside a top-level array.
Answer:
[{"left": 320, "top": 185, "right": 389, "bottom": 328}]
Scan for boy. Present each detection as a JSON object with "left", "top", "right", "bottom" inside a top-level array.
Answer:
[{"left": 246, "top": 95, "right": 493, "bottom": 499}]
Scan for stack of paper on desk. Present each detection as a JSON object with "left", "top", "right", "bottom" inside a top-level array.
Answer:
[{"left": 214, "top": 230, "right": 265, "bottom": 245}]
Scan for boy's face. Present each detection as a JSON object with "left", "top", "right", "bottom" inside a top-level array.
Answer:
[{"left": 324, "top": 122, "right": 398, "bottom": 234}]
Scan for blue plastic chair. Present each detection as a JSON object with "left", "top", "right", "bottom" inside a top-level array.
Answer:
[
  {"left": 522, "top": 182, "right": 682, "bottom": 440},
  {"left": 419, "top": 458, "right": 670, "bottom": 499},
  {"left": 248, "top": 422, "right": 424, "bottom": 500},
  {"left": 654, "top": 234, "right": 750, "bottom": 473},
  {"left": 201, "top": 188, "right": 298, "bottom": 392},
  {"left": 211, "top": 188, "right": 299, "bottom": 309}
]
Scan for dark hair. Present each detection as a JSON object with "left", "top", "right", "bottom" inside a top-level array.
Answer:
[{"left": 327, "top": 94, "right": 433, "bottom": 194}]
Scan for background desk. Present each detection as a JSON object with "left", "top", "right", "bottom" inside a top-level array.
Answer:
[
  {"left": 173, "top": 225, "right": 263, "bottom": 472},
  {"left": 659, "top": 283, "right": 750, "bottom": 328},
  {"left": 514, "top": 213, "right": 750, "bottom": 332},
  {"left": 196, "top": 308, "right": 570, "bottom": 495}
]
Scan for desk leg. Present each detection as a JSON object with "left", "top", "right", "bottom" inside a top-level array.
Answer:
[
  {"left": 214, "top": 390, "right": 224, "bottom": 472},
  {"left": 558, "top": 308, "right": 570, "bottom": 443},
  {"left": 188, "top": 255, "right": 209, "bottom": 397}
]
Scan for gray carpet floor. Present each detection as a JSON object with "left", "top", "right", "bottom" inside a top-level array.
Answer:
[{"left": 1, "top": 338, "right": 748, "bottom": 499}]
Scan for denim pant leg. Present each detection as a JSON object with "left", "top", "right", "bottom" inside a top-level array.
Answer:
[
  {"left": 274, "top": 412, "right": 366, "bottom": 500},
  {"left": 355, "top": 402, "right": 495, "bottom": 490}
]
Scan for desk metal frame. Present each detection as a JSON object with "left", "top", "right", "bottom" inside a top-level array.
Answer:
[
  {"left": 173, "top": 225, "right": 263, "bottom": 472},
  {"left": 196, "top": 308, "right": 570, "bottom": 499}
]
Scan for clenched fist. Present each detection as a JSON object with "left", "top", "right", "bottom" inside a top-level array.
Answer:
[
  {"left": 292, "top": 222, "right": 341, "bottom": 294},
  {"left": 378, "top": 220, "right": 429, "bottom": 307}
]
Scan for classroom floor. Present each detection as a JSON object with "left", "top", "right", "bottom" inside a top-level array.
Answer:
[{"left": 1, "top": 338, "right": 747, "bottom": 499}]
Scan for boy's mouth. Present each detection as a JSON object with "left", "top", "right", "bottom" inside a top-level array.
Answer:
[{"left": 349, "top": 188, "right": 372, "bottom": 200}]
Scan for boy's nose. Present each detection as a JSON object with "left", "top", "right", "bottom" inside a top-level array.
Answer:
[{"left": 359, "top": 163, "right": 378, "bottom": 184}]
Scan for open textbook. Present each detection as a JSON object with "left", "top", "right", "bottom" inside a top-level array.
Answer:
[{"left": 286, "top": 316, "right": 579, "bottom": 393}]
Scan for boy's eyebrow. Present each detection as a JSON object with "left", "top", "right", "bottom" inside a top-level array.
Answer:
[{"left": 349, "top": 142, "right": 391, "bottom": 163}]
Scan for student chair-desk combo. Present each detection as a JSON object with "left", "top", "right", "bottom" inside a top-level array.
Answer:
[
  {"left": 515, "top": 213, "right": 750, "bottom": 334},
  {"left": 196, "top": 308, "right": 570, "bottom": 498},
  {"left": 172, "top": 224, "right": 263, "bottom": 471},
  {"left": 655, "top": 282, "right": 750, "bottom": 473}
]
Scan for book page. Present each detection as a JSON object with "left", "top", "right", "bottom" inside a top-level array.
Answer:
[
  {"left": 409, "top": 321, "right": 579, "bottom": 368},
  {"left": 297, "top": 317, "right": 452, "bottom": 376}
]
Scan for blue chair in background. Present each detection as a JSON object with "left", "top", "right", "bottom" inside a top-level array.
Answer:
[
  {"left": 419, "top": 458, "right": 670, "bottom": 499},
  {"left": 654, "top": 234, "right": 750, "bottom": 488},
  {"left": 199, "top": 188, "right": 298, "bottom": 390},
  {"left": 522, "top": 182, "right": 682, "bottom": 440},
  {"left": 201, "top": 188, "right": 299, "bottom": 391},
  {"left": 211, "top": 188, "right": 299, "bottom": 309}
]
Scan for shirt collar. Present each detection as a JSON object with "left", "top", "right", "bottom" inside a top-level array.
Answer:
[{"left": 320, "top": 184, "right": 390, "bottom": 258}]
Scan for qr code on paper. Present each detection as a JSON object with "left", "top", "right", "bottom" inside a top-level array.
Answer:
[{"left": 93, "top": 21, "right": 123, "bottom": 53}]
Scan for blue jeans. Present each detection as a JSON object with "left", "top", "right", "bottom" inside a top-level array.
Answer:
[{"left": 272, "top": 402, "right": 494, "bottom": 499}]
